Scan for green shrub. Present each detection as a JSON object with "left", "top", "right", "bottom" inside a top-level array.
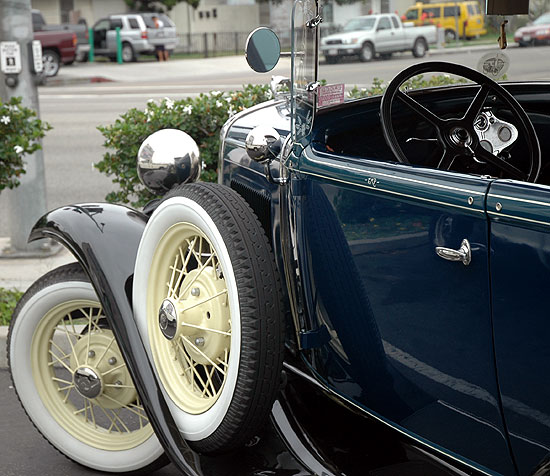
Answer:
[
  {"left": 0, "top": 96, "right": 51, "bottom": 193},
  {"left": 346, "top": 74, "right": 469, "bottom": 99},
  {"left": 95, "top": 84, "right": 273, "bottom": 208},
  {"left": 0, "top": 288, "right": 23, "bottom": 326}
]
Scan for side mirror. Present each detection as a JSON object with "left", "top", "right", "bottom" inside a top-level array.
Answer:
[
  {"left": 245, "top": 27, "right": 281, "bottom": 73},
  {"left": 137, "top": 129, "right": 201, "bottom": 194}
]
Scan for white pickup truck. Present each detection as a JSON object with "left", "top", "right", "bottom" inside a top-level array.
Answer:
[{"left": 321, "top": 13, "right": 437, "bottom": 63}]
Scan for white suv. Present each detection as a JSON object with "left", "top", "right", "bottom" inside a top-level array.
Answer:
[{"left": 91, "top": 13, "right": 178, "bottom": 62}]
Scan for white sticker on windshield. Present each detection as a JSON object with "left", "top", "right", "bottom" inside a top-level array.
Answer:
[
  {"left": 317, "top": 83, "right": 345, "bottom": 108},
  {"left": 477, "top": 52, "right": 510, "bottom": 79}
]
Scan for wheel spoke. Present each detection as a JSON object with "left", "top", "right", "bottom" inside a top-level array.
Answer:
[
  {"left": 95, "top": 335, "right": 116, "bottom": 366},
  {"left": 396, "top": 90, "right": 445, "bottom": 128},
  {"left": 48, "top": 348, "right": 74, "bottom": 374},
  {"left": 178, "top": 253, "right": 215, "bottom": 300},
  {"left": 180, "top": 289, "right": 227, "bottom": 313},
  {"left": 476, "top": 146, "right": 527, "bottom": 181},
  {"left": 463, "top": 84, "right": 491, "bottom": 124},
  {"left": 96, "top": 404, "right": 124, "bottom": 433},
  {"left": 180, "top": 335, "right": 226, "bottom": 375},
  {"left": 178, "top": 342, "right": 213, "bottom": 397},
  {"left": 166, "top": 252, "right": 180, "bottom": 298},
  {"left": 61, "top": 319, "right": 80, "bottom": 368},
  {"left": 181, "top": 321, "right": 230, "bottom": 336},
  {"left": 102, "top": 393, "right": 151, "bottom": 421},
  {"left": 102, "top": 362, "right": 127, "bottom": 377}
]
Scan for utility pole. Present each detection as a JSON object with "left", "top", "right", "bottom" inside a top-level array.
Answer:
[{"left": 0, "top": 0, "right": 54, "bottom": 257}]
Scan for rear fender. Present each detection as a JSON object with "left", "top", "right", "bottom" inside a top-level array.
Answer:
[{"left": 29, "top": 203, "right": 200, "bottom": 476}]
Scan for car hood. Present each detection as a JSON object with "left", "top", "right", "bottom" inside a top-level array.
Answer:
[{"left": 515, "top": 24, "right": 550, "bottom": 35}]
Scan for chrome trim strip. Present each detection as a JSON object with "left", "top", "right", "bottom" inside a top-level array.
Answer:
[
  {"left": 487, "top": 211, "right": 550, "bottom": 226},
  {"left": 223, "top": 137, "right": 245, "bottom": 148},
  {"left": 306, "top": 152, "right": 487, "bottom": 196},
  {"left": 293, "top": 168, "right": 486, "bottom": 214},
  {"left": 283, "top": 361, "right": 492, "bottom": 476},
  {"left": 488, "top": 193, "right": 550, "bottom": 208}
]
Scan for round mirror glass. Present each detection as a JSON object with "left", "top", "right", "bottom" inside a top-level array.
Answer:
[{"left": 245, "top": 27, "right": 281, "bottom": 73}]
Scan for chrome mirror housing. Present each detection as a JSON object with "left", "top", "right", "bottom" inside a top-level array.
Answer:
[
  {"left": 137, "top": 129, "right": 201, "bottom": 194},
  {"left": 245, "top": 126, "right": 281, "bottom": 163}
]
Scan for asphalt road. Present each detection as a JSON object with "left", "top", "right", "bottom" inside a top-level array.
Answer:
[
  {"left": 1, "top": 46, "right": 549, "bottom": 238},
  {"left": 0, "top": 369, "right": 182, "bottom": 476}
]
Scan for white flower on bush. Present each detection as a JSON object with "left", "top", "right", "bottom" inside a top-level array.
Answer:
[
  {"left": 211, "top": 91, "right": 222, "bottom": 96},
  {"left": 164, "top": 98, "right": 175, "bottom": 110},
  {"left": 1, "top": 115, "right": 10, "bottom": 125},
  {"left": 182, "top": 104, "right": 193, "bottom": 115},
  {"left": 13, "top": 145, "right": 23, "bottom": 154},
  {"left": 228, "top": 106, "right": 236, "bottom": 117},
  {"left": 216, "top": 100, "right": 223, "bottom": 108}
]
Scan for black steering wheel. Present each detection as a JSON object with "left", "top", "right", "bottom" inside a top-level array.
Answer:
[{"left": 380, "top": 61, "right": 541, "bottom": 182}]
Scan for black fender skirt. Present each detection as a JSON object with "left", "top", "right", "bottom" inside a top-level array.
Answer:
[{"left": 29, "top": 203, "right": 201, "bottom": 476}]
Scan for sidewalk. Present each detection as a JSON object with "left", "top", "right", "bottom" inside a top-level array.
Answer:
[
  {"left": 0, "top": 238, "right": 76, "bottom": 368},
  {"left": 45, "top": 54, "right": 290, "bottom": 85}
]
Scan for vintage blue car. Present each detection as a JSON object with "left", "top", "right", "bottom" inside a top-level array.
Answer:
[{"left": 8, "top": 1, "right": 550, "bottom": 475}]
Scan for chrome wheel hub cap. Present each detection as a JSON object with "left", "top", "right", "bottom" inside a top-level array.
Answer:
[
  {"left": 159, "top": 298, "right": 178, "bottom": 340},
  {"left": 74, "top": 366, "right": 103, "bottom": 399}
]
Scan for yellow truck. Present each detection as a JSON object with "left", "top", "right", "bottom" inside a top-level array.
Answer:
[{"left": 403, "top": 1, "right": 486, "bottom": 41}]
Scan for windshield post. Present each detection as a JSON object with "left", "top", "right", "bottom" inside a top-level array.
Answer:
[{"left": 290, "top": 0, "right": 319, "bottom": 146}]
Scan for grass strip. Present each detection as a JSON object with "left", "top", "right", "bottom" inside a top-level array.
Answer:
[{"left": 0, "top": 288, "right": 23, "bottom": 326}]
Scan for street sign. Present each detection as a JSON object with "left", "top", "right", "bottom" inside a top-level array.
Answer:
[
  {"left": 0, "top": 41, "right": 22, "bottom": 74},
  {"left": 30, "top": 40, "right": 43, "bottom": 74}
]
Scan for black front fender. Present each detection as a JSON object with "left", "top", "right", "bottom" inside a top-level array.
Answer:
[{"left": 30, "top": 203, "right": 201, "bottom": 476}]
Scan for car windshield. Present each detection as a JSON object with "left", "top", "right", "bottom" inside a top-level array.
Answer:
[
  {"left": 533, "top": 13, "right": 550, "bottom": 24},
  {"left": 319, "top": 8, "right": 550, "bottom": 102},
  {"left": 342, "top": 18, "right": 376, "bottom": 32}
]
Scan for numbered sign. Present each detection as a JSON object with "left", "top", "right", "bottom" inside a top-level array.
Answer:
[
  {"left": 31, "top": 40, "right": 43, "bottom": 74},
  {"left": 0, "top": 41, "right": 22, "bottom": 74}
]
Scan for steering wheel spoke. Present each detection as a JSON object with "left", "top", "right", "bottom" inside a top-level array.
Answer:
[
  {"left": 475, "top": 146, "right": 528, "bottom": 181},
  {"left": 463, "top": 84, "right": 491, "bottom": 124},
  {"left": 437, "top": 148, "right": 457, "bottom": 170},
  {"left": 396, "top": 90, "right": 445, "bottom": 129}
]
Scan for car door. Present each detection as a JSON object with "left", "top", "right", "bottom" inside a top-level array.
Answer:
[
  {"left": 104, "top": 18, "right": 123, "bottom": 53},
  {"left": 488, "top": 180, "right": 550, "bottom": 476},
  {"left": 374, "top": 16, "right": 394, "bottom": 53},
  {"left": 292, "top": 148, "right": 516, "bottom": 474},
  {"left": 92, "top": 18, "right": 109, "bottom": 52}
]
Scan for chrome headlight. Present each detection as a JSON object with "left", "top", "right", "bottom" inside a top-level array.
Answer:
[{"left": 137, "top": 129, "right": 201, "bottom": 194}]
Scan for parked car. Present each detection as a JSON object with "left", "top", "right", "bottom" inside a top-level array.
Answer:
[
  {"left": 321, "top": 13, "right": 436, "bottom": 63},
  {"left": 514, "top": 12, "right": 550, "bottom": 46},
  {"left": 403, "top": 1, "right": 486, "bottom": 41},
  {"left": 8, "top": 0, "right": 550, "bottom": 475},
  {"left": 32, "top": 29, "right": 77, "bottom": 77},
  {"left": 32, "top": 9, "right": 89, "bottom": 62},
  {"left": 91, "top": 13, "right": 178, "bottom": 62}
]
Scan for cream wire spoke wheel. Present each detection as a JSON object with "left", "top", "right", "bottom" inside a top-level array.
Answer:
[
  {"left": 149, "top": 225, "right": 232, "bottom": 414},
  {"left": 9, "top": 264, "right": 166, "bottom": 474},
  {"left": 134, "top": 183, "right": 285, "bottom": 454}
]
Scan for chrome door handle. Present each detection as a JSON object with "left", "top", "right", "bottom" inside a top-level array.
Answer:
[{"left": 435, "top": 239, "right": 471, "bottom": 266}]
